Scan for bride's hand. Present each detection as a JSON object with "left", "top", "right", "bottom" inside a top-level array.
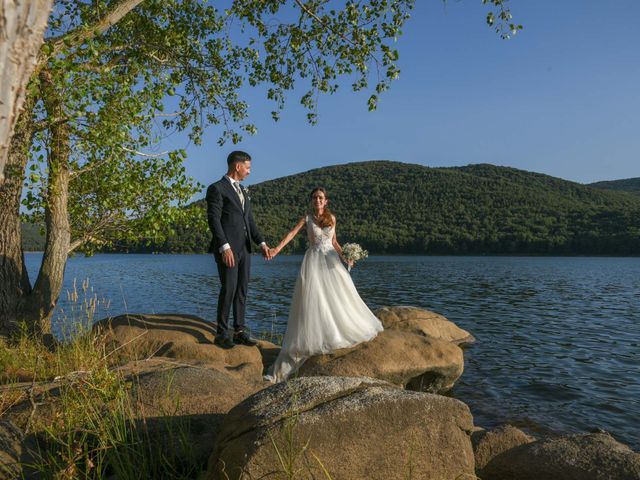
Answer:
[
  {"left": 269, "top": 247, "right": 279, "bottom": 258},
  {"left": 341, "top": 256, "right": 353, "bottom": 268}
]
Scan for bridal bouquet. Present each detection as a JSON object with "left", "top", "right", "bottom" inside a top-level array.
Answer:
[{"left": 342, "top": 243, "right": 368, "bottom": 272}]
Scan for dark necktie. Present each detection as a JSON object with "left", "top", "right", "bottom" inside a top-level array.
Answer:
[{"left": 233, "top": 182, "right": 245, "bottom": 209}]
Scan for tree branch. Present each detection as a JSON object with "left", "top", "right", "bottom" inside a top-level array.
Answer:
[
  {"left": 121, "top": 146, "right": 169, "bottom": 157},
  {"left": 69, "top": 155, "right": 113, "bottom": 180},
  {"left": 42, "top": 0, "right": 145, "bottom": 64},
  {"left": 68, "top": 212, "right": 119, "bottom": 253},
  {"left": 293, "top": 0, "right": 363, "bottom": 52}
]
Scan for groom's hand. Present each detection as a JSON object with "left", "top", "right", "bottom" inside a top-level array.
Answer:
[
  {"left": 222, "top": 249, "right": 235, "bottom": 268},
  {"left": 261, "top": 244, "right": 272, "bottom": 261}
]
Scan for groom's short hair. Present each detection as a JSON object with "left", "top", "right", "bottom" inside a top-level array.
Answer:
[{"left": 227, "top": 151, "right": 251, "bottom": 166}]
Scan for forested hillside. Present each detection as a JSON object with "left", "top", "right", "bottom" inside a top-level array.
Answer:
[
  {"left": 158, "top": 161, "right": 640, "bottom": 255},
  {"left": 21, "top": 223, "right": 44, "bottom": 251},
  {"left": 26, "top": 162, "right": 640, "bottom": 255},
  {"left": 589, "top": 178, "right": 640, "bottom": 196}
]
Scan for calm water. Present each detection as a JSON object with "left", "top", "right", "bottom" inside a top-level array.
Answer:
[{"left": 25, "top": 253, "right": 640, "bottom": 449}]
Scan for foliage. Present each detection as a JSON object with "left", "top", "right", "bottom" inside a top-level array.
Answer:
[
  {"left": 129, "top": 161, "right": 640, "bottom": 255},
  {"left": 482, "top": 0, "right": 523, "bottom": 39},
  {"left": 590, "top": 177, "right": 640, "bottom": 196}
]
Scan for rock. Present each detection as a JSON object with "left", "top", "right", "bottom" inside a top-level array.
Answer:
[
  {"left": 0, "top": 381, "right": 61, "bottom": 431},
  {"left": 256, "top": 339, "right": 281, "bottom": 372},
  {"left": 126, "top": 359, "right": 266, "bottom": 469},
  {"left": 3, "top": 358, "right": 269, "bottom": 474},
  {"left": 483, "top": 432, "right": 640, "bottom": 480},
  {"left": 298, "top": 328, "right": 464, "bottom": 393},
  {"left": 126, "top": 358, "right": 265, "bottom": 417},
  {"left": 94, "top": 314, "right": 268, "bottom": 381},
  {"left": 207, "top": 376, "right": 475, "bottom": 480},
  {"left": 0, "top": 420, "right": 36, "bottom": 480},
  {"left": 375, "top": 306, "right": 475, "bottom": 345},
  {"left": 472, "top": 424, "right": 535, "bottom": 475}
]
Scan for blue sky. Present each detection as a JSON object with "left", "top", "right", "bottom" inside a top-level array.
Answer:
[{"left": 164, "top": 1, "right": 640, "bottom": 193}]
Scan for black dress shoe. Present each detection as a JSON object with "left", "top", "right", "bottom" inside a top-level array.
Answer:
[
  {"left": 214, "top": 335, "right": 234, "bottom": 349},
  {"left": 233, "top": 330, "right": 258, "bottom": 346}
]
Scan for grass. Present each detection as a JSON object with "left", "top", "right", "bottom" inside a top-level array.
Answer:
[
  {"left": 268, "top": 386, "right": 321, "bottom": 480},
  {"left": 0, "top": 279, "right": 114, "bottom": 385},
  {"left": 0, "top": 281, "right": 205, "bottom": 479},
  {"left": 257, "top": 308, "right": 284, "bottom": 345}
]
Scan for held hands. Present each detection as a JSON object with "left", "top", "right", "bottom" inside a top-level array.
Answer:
[
  {"left": 223, "top": 246, "right": 273, "bottom": 266},
  {"left": 268, "top": 247, "right": 279, "bottom": 259},
  {"left": 261, "top": 244, "right": 273, "bottom": 261}
]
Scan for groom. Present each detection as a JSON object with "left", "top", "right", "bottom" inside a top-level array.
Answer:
[{"left": 206, "top": 151, "right": 271, "bottom": 349}]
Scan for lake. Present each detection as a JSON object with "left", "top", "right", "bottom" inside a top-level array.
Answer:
[{"left": 25, "top": 253, "right": 640, "bottom": 449}]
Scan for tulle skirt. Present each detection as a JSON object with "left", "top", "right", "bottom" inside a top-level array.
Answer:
[{"left": 266, "top": 246, "right": 383, "bottom": 382}]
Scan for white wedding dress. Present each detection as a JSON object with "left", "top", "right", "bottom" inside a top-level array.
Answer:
[{"left": 265, "top": 215, "right": 383, "bottom": 383}]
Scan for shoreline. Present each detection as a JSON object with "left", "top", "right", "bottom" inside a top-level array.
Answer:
[
  {"left": 2, "top": 309, "right": 638, "bottom": 478},
  {"left": 23, "top": 250, "right": 640, "bottom": 258}
]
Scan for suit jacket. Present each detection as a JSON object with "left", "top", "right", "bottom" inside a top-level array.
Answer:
[{"left": 206, "top": 177, "right": 264, "bottom": 254}]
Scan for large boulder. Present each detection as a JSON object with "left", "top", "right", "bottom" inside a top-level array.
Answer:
[
  {"left": 0, "top": 420, "right": 36, "bottom": 480},
  {"left": 472, "top": 424, "right": 535, "bottom": 476},
  {"left": 375, "top": 306, "right": 475, "bottom": 345},
  {"left": 0, "top": 380, "right": 61, "bottom": 431},
  {"left": 207, "top": 376, "right": 475, "bottom": 480},
  {"left": 126, "top": 359, "right": 266, "bottom": 469},
  {"left": 482, "top": 432, "right": 640, "bottom": 480},
  {"left": 94, "top": 314, "right": 272, "bottom": 382},
  {"left": 126, "top": 359, "right": 263, "bottom": 417},
  {"left": 298, "top": 328, "right": 464, "bottom": 393}
]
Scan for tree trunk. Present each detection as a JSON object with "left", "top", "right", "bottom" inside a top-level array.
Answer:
[
  {"left": 0, "top": 94, "right": 35, "bottom": 337},
  {"left": 0, "top": 0, "right": 53, "bottom": 184},
  {"left": 20, "top": 68, "right": 72, "bottom": 334}
]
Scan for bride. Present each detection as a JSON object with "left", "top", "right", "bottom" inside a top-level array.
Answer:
[{"left": 264, "top": 187, "right": 383, "bottom": 383}]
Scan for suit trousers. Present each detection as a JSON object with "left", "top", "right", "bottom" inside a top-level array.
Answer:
[{"left": 214, "top": 244, "right": 251, "bottom": 337}]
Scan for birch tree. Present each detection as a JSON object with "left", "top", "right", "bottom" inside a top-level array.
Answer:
[{"left": 0, "top": 0, "right": 53, "bottom": 182}]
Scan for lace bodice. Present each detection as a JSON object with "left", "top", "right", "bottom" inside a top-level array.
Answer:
[{"left": 306, "top": 214, "right": 334, "bottom": 252}]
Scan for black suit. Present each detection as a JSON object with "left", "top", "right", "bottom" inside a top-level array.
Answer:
[{"left": 206, "top": 177, "right": 265, "bottom": 337}]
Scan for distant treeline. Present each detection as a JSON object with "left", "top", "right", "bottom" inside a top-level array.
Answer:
[
  {"left": 24, "top": 162, "right": 640, "bottom": 255},
  {"left": 22, "top": 223, "right": 45, "bottom": 251},
  {"left": 589, "top": 177, "right": 640, "bottom": 196}
]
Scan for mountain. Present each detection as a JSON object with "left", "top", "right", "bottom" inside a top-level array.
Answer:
[
  {"left": 589, "top": 178, "right": 640, "bottom": 196},
  {"left": 34, "top": 161, "right": 636, "bottom": 255},
  {"left": 22, "top": 223, "right": 45, "bottom": 251},
  {"left": 162, "top": 161, "right": 639, "bottom": 255}
]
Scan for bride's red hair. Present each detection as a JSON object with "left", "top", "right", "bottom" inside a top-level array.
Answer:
[{"left": 310, "top": 187, "right": 334, "bottom": 228}]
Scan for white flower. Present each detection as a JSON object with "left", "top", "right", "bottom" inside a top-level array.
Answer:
[{"left": 342, "top": 243, "right": 368, "bottom": 262}]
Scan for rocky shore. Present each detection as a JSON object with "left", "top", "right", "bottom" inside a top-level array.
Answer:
[{"left": 1, "top": 306, "right": 639, "bottom": 479}]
